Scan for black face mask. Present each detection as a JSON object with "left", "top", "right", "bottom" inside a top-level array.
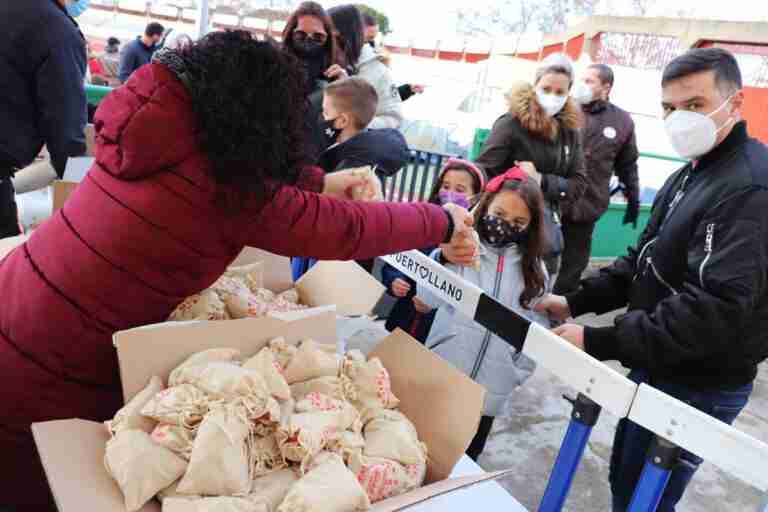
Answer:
[
  {"left": 293, "top": 37, "right": 326, "bottom": 58},
  {"left": 320, "top": 117, "right": 343, "bottom": 147},
  {"left": 478, "top": 215, "right": 529, "bottom": 248},
  {"left": 368, "top": 40, "right": 376, "bottom": 48}
]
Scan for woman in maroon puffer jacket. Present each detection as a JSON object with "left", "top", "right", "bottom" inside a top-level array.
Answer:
[{"left": 0, "top": 32, "right": 470, "bottom": 511}]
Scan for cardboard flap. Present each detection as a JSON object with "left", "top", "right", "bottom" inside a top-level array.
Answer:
[
  {"left": 115, "top": 312, "right": 337, "bottom": 401},
  {"left": 296, "top": 260, "right": 385, "bottom": 316},
  {"left": 370, "top": 330, "right": 486, "bottom": 483},
  {"left": 63, "top": 157, "right": 94, "bottom": 182},
  {"left": 32, "top": 420, "right": 160, "bottom": 512},
  {"left": 231, "top": 247, "right": 293, "bottom": 293},
  {"left": 0, "top": 233, "right": 28, "bottom": 260},
  {"left": 372, "top": 470, "right": 515, "bottom": 511}
]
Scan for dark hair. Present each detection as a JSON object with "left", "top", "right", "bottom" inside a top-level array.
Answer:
[
  {"left": 426, "top": 161, "right": 485, "bottom": 205},
  {"left": 175, "top": 31, "right": 310, "bottom": 209},
  {"left": 473, "top": 179, "right": 547, "bottom": 308},
  {"left": 282, "top": 2, "right": 341, "bottom": 69},
  {"left": 325, "top": 77, "right": 378, "bottom": 129},
  {"left": 362, "top": 13, "right": 377, "bottom": 27},
  {"left": 107, "top": 37, "right": 120, "bottom": 46},
  {"left": 589, "top": 63, "right": 614, "bottom": 87},
  {"left": 662, "top": 48, "right": 742, "bottom": 95},
  {"left": 145, "top": 22, "right": 165, "bottom": 38},
  {"left": 328, "top": 5, "right": 365, "bottom": 71}
]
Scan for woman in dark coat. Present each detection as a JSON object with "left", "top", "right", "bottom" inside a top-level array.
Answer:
[{"left": 0, "top": 32, "right": 471, "bottom": 511}]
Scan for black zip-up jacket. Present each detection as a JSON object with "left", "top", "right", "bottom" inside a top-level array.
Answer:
[
  {"left": 0, "top": 0, "right": 87, "bottom": 178},
  {"left": 567, "top": 122, "right": 768, "bottom": 390}
]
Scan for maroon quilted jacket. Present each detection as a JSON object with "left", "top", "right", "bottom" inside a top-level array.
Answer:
[{"left": 0, "top": 63, "right": 449, "bottom": 510}]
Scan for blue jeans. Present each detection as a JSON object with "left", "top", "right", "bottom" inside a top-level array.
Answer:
[{"left": 610, "top": 370, "right": 753, "bottom": 512}]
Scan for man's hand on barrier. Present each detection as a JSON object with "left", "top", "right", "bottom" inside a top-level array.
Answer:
[
  {"left": 552, "top": 324, "right": 584, "bottom": 350},
  {"left": 534, "top": 294, "right": 572, "bottom": 322}
]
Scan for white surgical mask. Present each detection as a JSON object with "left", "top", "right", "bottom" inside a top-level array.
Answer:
[
  {"left": 571, "top": 81, "right": 594, "bottom": 105},
  {"left": 536, "top": 90, "right": 568, "bottom": 117},
  {"left": 664, "top": 94, "right": 736, "bottom": 159}
]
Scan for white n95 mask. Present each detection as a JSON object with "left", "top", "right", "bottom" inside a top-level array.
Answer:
[
  {"left": 536, "top": 90, "right": 568, "bottom": 117},
  {"left": 571, "top": 81, "right": 594, "bottom": 105},
  {"left": 664, "top": 95, "right": 736, "bottom": 159}
]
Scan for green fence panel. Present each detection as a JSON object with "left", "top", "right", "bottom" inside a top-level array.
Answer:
[
  {"left": 85, "top": 84, "right": 113, "bottom": 106},
  {"left": 469, "top": 128, "right": 491, "bottom": 162}
]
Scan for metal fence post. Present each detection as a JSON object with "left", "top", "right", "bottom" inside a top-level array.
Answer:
[
  {"left": 538, "top": 394, "right": 602, "bottom": 512},
  {"left": 627, "top": 436, "right": 681, "bottom": 512}
]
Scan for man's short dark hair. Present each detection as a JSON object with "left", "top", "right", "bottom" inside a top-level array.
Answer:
[
  {"left": 589, "top": 63, "right": 614, "bottom": 87},
  {"left": 362, "top": 13, "right": 377, "bottom": 27},
  {"left": 662, "top": 48, "right": 742, "bottom": 95},
  {"left": 145, "top": 22, "right": 165, "bottom": 38}
]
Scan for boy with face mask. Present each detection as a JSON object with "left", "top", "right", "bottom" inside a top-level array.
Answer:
[
  {"left": 291, "top": 77, "right": 409, "bottom": 279},
  {"left": 539, "top": 48, "right": 768, "bottom": 511}
]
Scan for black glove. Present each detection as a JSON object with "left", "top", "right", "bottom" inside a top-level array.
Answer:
[{"left": 623, "top": 198, "right": 640, "bottom": 229}]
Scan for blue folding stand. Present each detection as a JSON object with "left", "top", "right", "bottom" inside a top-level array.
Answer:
[
  {"left": 627, "top": 436, "right": 681, "bottom": 512},
  {"left": 538, "top": 394, "right": 602, "bottom": 512}
]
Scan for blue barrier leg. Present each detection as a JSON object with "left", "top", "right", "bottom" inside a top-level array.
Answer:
[
  {"left": 627, "top": 436, "right": 681, "bottom": 512},
  {"left": 538, "top": 394, "right": 601, "bottom": 512}
]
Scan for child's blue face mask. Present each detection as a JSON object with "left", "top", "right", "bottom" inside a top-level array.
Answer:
[{"left": 66, "top": 0, "right": 91, "bottom": 18}]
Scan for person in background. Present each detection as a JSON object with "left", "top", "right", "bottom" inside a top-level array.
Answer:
[
  {"left": 474, "top": 53, "right": 587, "bottom": 276},
  {"left": 0, "top": 31, "right": 475, "bottom": 510},
  {"left": 0, "top": 0, "right": 87, "bottom": 239},
  {"left": 118, "top": 21, "right": 164, "bottom": 83},
  {"left": 361, "top": 9, "right": 424, "bottom": 103},
  {"left": 554, "top": 63, "right": 640, "bottom": 295},
  {"left": 537, "top": 48, "right": 768, "bottom": 511},
  {"left": 329, "top": 5, "right": 404, "bottom": 130},
  {"left": 87, "top": 41, "right": 109, "bottom": 85},
  {"left": 291, "top": 77, "right": 410, "bottom": 279},
  {"left": 421, "top": 167, "right": 550, "bottom": 461},
  {"left": 381, "top": 159, "right": 486, "bottom": 343},
  {"left": 99, "top": 36, "right": 121, "bottom": 82},
  {"left": 282, "top": 1, "right": 347, "bottom": 158}
]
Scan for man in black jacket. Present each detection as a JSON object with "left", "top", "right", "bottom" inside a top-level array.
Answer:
[
  {"left": 555, "top": 64, "right": 640, "bottom": 294},
  {"left": 538, "top": 48, "right": 768, "bottom": 511},
  {"left": 118, "top": 22, "right": 164, "bottom": 83},
  {"left": 0, "top": 0, "right": 87, "bottom": 238}
]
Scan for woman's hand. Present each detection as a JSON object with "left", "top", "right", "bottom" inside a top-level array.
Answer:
[
  {"left": 391, "top": 278, "right": 411, "bottom": 298},
  {"left": 323, "top": 169, "right": 367, "bottom": 199},
  {"left": 325, "top": 64, "right": 348, "bottom": 81},
  {"left": 516, "top": 160, "right": 542, "bottom": 186},
  {"left": 534, "top": 294, "right": 572, "bottom": 322}
]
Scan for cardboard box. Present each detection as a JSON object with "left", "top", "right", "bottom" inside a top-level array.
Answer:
[
  {"left": 52, "top": 156, "right": 94, "bottom": 213},
  {"left": 234, "top": 246, "right": 386, "bottom": 317},
  {"left": 33, "top": 313, "right": 510, "bottom": 511}
]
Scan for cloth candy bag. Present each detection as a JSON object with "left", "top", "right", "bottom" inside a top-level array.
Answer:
[
  {"left": 348, "top": 453, "right": 426, "bottom": 503},
  {"left": 327, "top": 430, "right": 365, "bottom": 464},
  {"left": 223, "top": 290, "right": 258, "bottom": 319},
  {"left": 106, "top": 376, "right": 163, "bottom": 436},
  {"left": 151, "top": 423, "right": 196, "bottom": 460},
  {"left": 289, "top": 376, "right": 345, "bottom": 402},
  {"left": 172, "top": 362, "right": 270, "bottom": 399},
  {"left": 250, "top": 434, "right": 286, "bottom": 478},
  {"left": 104, "top": 430, "right": 187, "bottom": 512},
  {"left": 169, "top": 348, "right": 242, "bottom": 386},
  {"left": 276, "top": 289, "right": 301, "bottom": 304},
  {"left": 346, "top": 166, "right": 383, "bottom": 202},
  {"left": 157, "top": 480, "right": 198, "bottom": 503},
  {"left": 243, "top": 348, "right": 291, "bottom": 400},
  {"left": 224, "top": 262, "right": 265, "bottom": 293},
  {"left": 250, "top": 396, "right": 283, "bottom": 437},
  {"left": 278, "top": 452, "right": 370, "bottom": 512},
  {"left": 283, "top": 339, "right": 339, "bottom": 385},
  {"left": 178, "top": 405, "right": 252, "bottom": 496},
  {"left": 341, "top": 355, "right": 399, "bottom": 412},
  {"left": 249, "top": 468, "right": 300, "bottom": 512},
  {"left": 295, "top": 392, "right": 361, "bottom": 432},
  {"left": 141, "top": 384, "right": 209, "bottom": 429},
  {"left": 162, "top": 497, "right": 267, "bottom": 512},
  {"left": 362, "top": 410, "right": 427, "bottom": 466},
  {"left": 212, "top": 276, "right": 252, "bottom": 302},
  {"left": 269, "top": 338, "right": 298, "bottom": 370},
  {"left": 169, "top": 289, "right": 230, "bottom": 321}
]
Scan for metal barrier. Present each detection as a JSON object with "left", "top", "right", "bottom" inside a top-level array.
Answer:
[{"left": 380, "top": 150, "right": 455, "bottom": 203}]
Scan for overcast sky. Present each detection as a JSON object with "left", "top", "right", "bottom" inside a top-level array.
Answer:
[{"left": 320, "top": 0, "right": 768, "bottom": 39}]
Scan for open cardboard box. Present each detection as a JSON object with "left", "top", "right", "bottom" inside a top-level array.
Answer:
[
  {"left": 51, "top": 125, "right": 96, "bottom": 213},
  {"left": 33, "top": 312, "right": 512, "bottom": 511},
  {"left": 233, "top": 246, "right": 386, "bottom": 317}
]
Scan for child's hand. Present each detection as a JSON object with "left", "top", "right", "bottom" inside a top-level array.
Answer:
[
  {"left": 324, "top": 64, "right": 348, "bottom": 81},
  {"left": 391, "top": 279, "right": 411, "bottom": 298},
  {"left": 323, "top": 169, "right": 367, "bottom": 199},
  {"left": 515, "top": 161, "right": 542, "bottom": 186},
  {"left": 412, "top": 296, "right": 431, "bottom": 314}
]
